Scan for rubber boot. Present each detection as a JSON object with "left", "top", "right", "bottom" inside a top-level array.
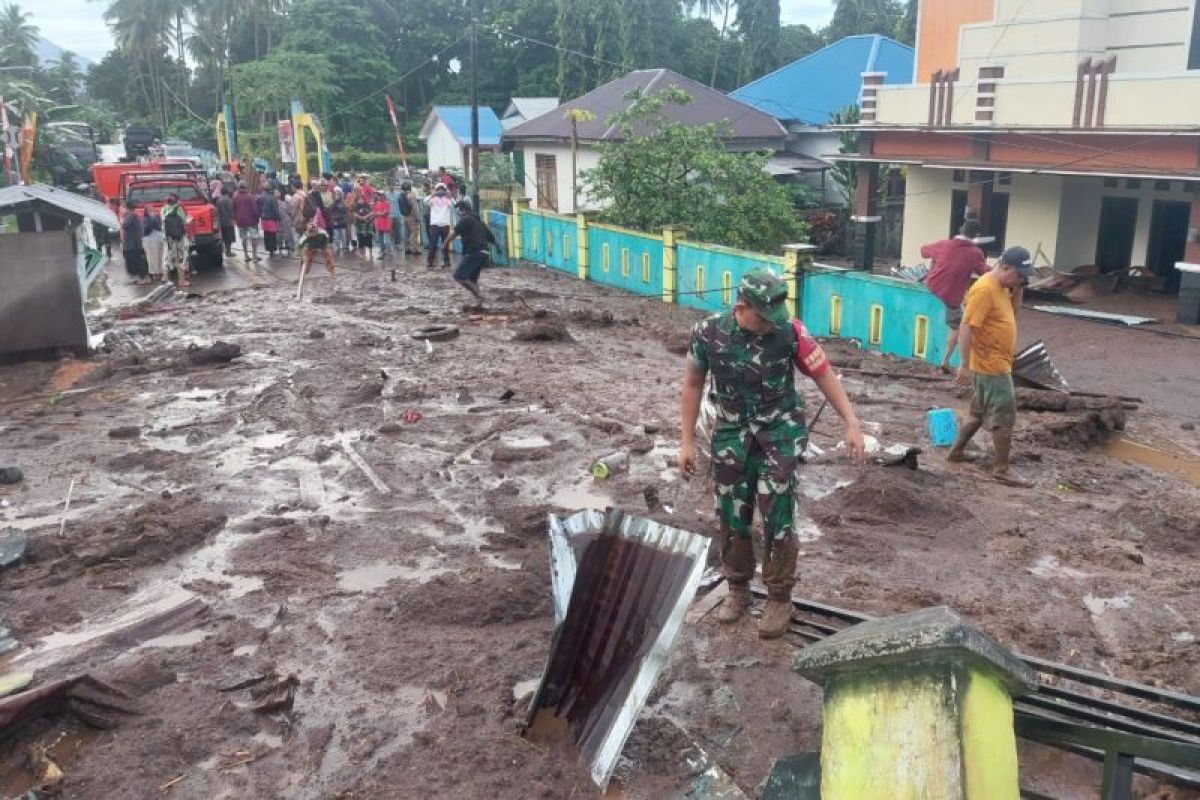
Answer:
[
  {"left": 759, "top": 534, "right": 798, "bottom": 639},
  {"left": 715, "top": 534, "right": 754, "bottom": 624},
  {"left": 947, "top": 416, "right": 982, "bottom": 462},
  {"left": 990, "top": 427, "right": 1032, "bottom": 487}
]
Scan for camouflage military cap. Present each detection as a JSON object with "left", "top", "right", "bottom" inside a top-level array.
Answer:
[{"left": 739, "top": 269, "right": 791, "bottom": 328}]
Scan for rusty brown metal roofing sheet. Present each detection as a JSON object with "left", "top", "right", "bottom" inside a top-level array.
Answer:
[{"left": 527, "top": 508, "right": 710, "bottom": 788}]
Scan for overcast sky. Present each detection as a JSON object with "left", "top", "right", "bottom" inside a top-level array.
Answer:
[{"left": 30, "top": 0, "right": 837, "bottom": 65}]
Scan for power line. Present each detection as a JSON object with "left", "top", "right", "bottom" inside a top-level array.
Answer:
[{"left": 330, "top": 33, "right": 471, "bottom": 120}]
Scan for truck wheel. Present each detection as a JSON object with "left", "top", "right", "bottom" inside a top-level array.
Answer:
[{"left": 192, "top": 243, "right": 224, "bottom": 272}]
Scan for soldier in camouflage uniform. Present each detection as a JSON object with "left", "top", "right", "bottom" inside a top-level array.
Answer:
[{"left": 679, "top": 269, "right": 865, "bottom": 638}]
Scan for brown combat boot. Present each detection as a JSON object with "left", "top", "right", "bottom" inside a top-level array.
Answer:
[
  {"left": 990, "top": 427, "right": 1032, "bottom": 487},
  {"left": 715, "top": 582, "right": 752, "bottom": 624},
  {"left": 760, "top": 534, "right": 799, "bottom": 639},
  {"left": 716, "top": 535, "right": 755, "bottom": 624},
  {"left": 758, "top": 599, "right": 793, "bottom": 640}
]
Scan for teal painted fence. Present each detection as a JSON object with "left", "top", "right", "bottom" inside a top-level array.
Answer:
[
  {"left": 487, "top": 210, "right": 509, "bottom": 266},
  {"left": 588, "top": 225, "right": 663, "bottom": 297},
  {"left": 522, "top": 210, "right": 576, "bottom": 274},
  {"left": 676, "top": 242, "right": 784, "bottom": 314},
  {"left": 800, "top": 266, "right": 955, "bottom": 366},
  {"left": 512, "top": 207, "right": 954, "bottom": 368}
]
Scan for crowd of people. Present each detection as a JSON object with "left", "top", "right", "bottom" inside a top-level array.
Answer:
[{"left": 115, "top": 163, "right": 496, "bottom": 300}]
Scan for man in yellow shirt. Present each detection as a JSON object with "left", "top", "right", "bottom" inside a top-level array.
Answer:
[{"left": 947, "top": 246, "right": 1034, "bottom": 486}]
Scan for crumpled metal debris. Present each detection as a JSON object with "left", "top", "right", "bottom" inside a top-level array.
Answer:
[
  {"left": 0, "top": 674, "right": 140, "bottom": 733},
  {"left": 525, "top": 508, "right": 709, "bottom": 789}
]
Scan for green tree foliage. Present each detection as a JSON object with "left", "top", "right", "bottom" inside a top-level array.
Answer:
[
  {"left": 895, "top": 0, "right": 917, "bottom": 45},
  {"left": 828, "top": 104, "right": 860, "bottom": 204},
  {"left": 584, "top": 87, "right": 806, "bottom": 251},
  {"left": 825, "top": 0, "right": 903, "bottom": 42},
  {"left": 230, "top": 50, "right": 339, "bottom": 122},
  {"left": 0, "top": 2, "right": 38, "bottom": 68},
  {"left": 735, "top": 0, "right": 779, "bottom": 86},
  {"left": 776, "top": 24, "right": 823, "bottom": 68}
]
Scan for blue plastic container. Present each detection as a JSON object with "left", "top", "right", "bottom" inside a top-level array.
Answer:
[{"left": 927, "top": 408, "right": 958, "bottom": 447}]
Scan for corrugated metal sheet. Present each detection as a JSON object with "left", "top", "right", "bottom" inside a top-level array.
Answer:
[
  {"left": 0, "top": 184, "right": 118, "bottom": 228},
  {"left": 504, "top": 69, "right": 787, "bottom": 144},
  {"left": 529, "top": 508, "right": 710, "bottom": 788},
  {"left": 421, "top": 106, "right": 503, "bottom": 146},
  {"left": 1031, "top": 305, "right": 1158, "bottom": 326},
  {"left": 730, "top": 34, "right": 915, "bottom": 125}
]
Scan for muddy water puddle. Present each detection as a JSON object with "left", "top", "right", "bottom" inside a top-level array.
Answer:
[
  {"left": 336, "top": 558, "right": 452, "bottom": 591},
  {"left": 548, "top": 478, "right": 613, "bottom": 511},
  {"left": 1105, "top": 437, "right": 1200, "bottom": 485}
]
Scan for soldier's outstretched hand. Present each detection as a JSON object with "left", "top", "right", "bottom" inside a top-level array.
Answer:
[{"left": 677, "top": 443, "right": 697, "bottom": 479}]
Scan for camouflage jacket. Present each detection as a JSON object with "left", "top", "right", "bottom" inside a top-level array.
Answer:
[{"left": 687, "top": 311, "right": 804, "bottom": 427}]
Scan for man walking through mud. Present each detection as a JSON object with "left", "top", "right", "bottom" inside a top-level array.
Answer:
[
  {"left": 921, "top": 219, "right": 989, "bottom": 373},
  {"left": 948, "top": 246, "right": 1034, "bottom": 486},
  {"left": 678, "top": 270, "right": 865, "bottom": 639}
]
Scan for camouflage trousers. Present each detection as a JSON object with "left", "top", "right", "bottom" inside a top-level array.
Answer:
[{"left": 710, "top": 411, "right": 807, "bottom": 542}]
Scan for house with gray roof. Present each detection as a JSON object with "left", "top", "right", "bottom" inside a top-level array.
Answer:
[{"left": 503, "top": 68, "right": 786, "bottom": 213}]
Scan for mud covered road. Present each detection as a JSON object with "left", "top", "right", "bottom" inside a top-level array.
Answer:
[{"left": 1, "top": 254, "right": 1198, "bottom": 798}]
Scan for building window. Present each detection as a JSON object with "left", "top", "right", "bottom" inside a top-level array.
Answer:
[
  {"left": 1155, "top": 180, "right": 1172, "bottom": 192},
  {"left": 535, "top": 154, "right": 558, "bottom": 212},
  {"left": 952, "top": 170, "right": 966, "bottom": 184},
  {"left": 1104, "top": 177, "right": 1119, "bottom": 188},
  {"left": 998, "top": 172, "right": 1012, "bottom": 186},
  {"left": 1126, "top": 179, "right": 1142, "bottom": 190}
]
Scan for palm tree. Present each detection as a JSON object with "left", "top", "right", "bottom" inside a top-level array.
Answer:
[
  {"left": 0, "top": 3, "right": 40, "bottom": 67},
  {"left": 684, "top": 0, "right": 734, "bottom": 87},
  {"left": 104, "top": 0, "right": 174, "bottom": 130},
  {"left": 47, "top": 51, "right": 84, "bottom": 104}
]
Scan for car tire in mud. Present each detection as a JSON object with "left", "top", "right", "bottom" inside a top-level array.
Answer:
[
  {"left": 410, "top": 324, "right": 460, "bottom": 342},
  {"left": 191, "top": 242, "right": 224, "bottom": 272}
]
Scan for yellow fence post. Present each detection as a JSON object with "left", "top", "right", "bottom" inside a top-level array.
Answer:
[
  {"left": 794, "top": 607, "right": 1036, "bottom": 800},
  {"left": 662, "top": 225, "right": 681, "bottom": 304},
  {"left": 576, "top": 213, "right": 589, "bottom": 281},
  {"left": 511, "top": 198, "right": 528, "bottom": 261},
  {"left": 783, "top": 243, "right": 818, "bottom": 321}
]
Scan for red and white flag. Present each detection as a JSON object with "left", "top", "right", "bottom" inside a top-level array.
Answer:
[{"left": 385, "top": 95, "right": 408, "bottom": 173}]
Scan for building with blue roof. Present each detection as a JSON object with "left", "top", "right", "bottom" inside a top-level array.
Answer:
[
  {"left": 420, "top": 105, "right": 503, "bottom": 178},
  {"left": 731, "top": 35, "right": 914, "bottom": 205}
]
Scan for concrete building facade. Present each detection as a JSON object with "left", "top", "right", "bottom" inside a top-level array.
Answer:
[{"left": 843, "top": 0, "right": 1200, "bottom": 317}]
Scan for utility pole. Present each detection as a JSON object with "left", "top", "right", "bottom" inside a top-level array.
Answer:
[{"left": 469, "top": 0, "right": 481, "bottom": 212}]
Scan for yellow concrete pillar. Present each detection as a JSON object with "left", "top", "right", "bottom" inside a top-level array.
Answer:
[
  {"left": 576, "top": 213, "right": 589, "bottom": 281},
  {"left": 511, "top": 198, "right": 528, "bottom": 261},
  {"left": 783, "top": 243, "right": 818, "bottom": 321},
  {"left": 662, "top": 225, "right": 681, "bottom": 304},
  {"left": 794, "top": 606, "right": 1036, "bottom": 800}
]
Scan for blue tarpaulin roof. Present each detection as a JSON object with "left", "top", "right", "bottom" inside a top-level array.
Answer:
[
  {"left": 731, "top": 34, "right": 915, "bottom": 125},
  {"left": 423, "top": 106, "right": 503, "bottom": 146}
]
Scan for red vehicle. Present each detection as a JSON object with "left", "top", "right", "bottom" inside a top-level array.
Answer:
[{"left": 120, "top": 170, "right": 223, "bottom": 271}]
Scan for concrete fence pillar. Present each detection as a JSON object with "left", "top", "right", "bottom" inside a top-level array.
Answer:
[
  {"left": 783, "top": 243, "right": 819, "bottom": 321},
  {"left": 662, "top": 225, "right": 682, "bottom": 304},
  {"left": 576, "top": 213, "right": 589, "bottom": 281},
  {"left": 511, "top": 197, "right": 529, "bottom": 261},
  {"left": 794, "top": 606, "right": 1037, "bottom": 800}
]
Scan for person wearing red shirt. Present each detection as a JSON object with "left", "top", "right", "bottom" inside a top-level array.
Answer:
[{"left": 921, "top": 219, "right": 989, "bottom": 372}]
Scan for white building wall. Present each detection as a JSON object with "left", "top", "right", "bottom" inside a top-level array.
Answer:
[
  {"left": 518, "top": 144, "right": 602, "bottom": 214},
  {"left": 1055, "top": 175, "right": 1195, "bottom": 269},
  {"left": 424, "top": 121, "right": 465, "bottom": 174},
  {"left": 790, "top": 131, "right": 843, "bottom": 206},
  {"left": 1003, "top": 173, "right": 1065, "bottom": 267},
  {"left": 901, "top": 167, "right": 955, "bottom": 266}
]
